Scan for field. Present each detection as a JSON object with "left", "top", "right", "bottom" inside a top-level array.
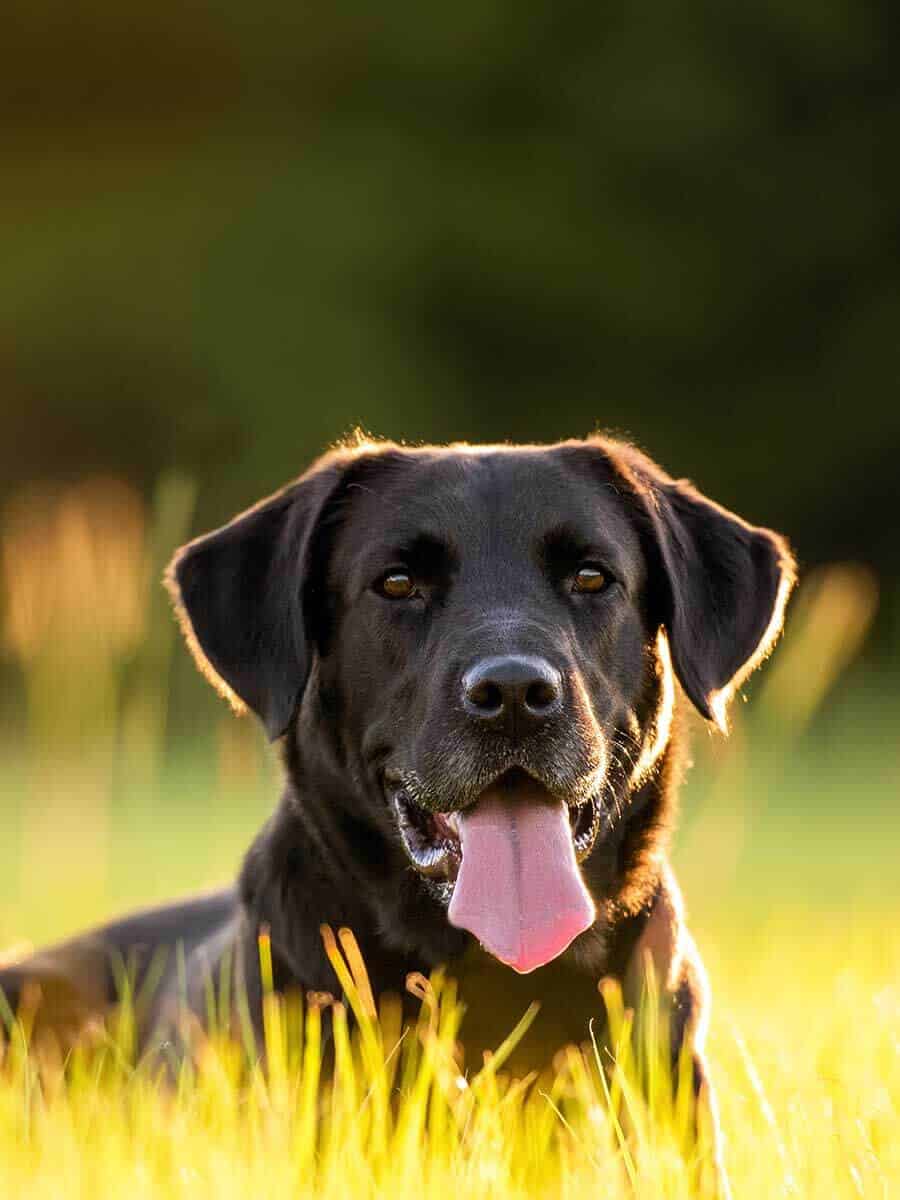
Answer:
[{"left": 0, "top": 483, "right": 898, "bottom": 1198}]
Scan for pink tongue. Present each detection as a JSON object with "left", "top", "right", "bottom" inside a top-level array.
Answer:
[{"left": 448, "top": 784, "right": 595, "bottom": 974}]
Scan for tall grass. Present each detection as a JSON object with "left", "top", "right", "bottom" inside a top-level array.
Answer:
[
  {"left": 1, "top": 919, "right": 897, "bottom": 1199},
  {"left": 0, "top": 476, "right": 897, "bottom": 1198}
]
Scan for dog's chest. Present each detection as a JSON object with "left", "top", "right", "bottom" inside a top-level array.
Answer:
[{"left": 446, "top": 944, "right": 607, "bottom": 1076}]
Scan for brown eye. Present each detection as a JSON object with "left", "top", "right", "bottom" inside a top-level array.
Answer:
[
  {"left": 378, "top": 570, "right": 417, "bottom": 600},
  {"left": 573, "top": 565, "right": 609, "bottom": 594}
]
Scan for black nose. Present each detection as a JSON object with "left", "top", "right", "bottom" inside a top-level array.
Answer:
[{"left": 462, "top": 654, "right": 563, "bottom": 734}]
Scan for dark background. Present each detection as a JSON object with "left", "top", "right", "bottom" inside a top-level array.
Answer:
[
  {"left": 1, "top": 1, "right": 898, "bottom": 957},
  {"left": 3, "top": 1, "right": 899, "bottom": 618}
]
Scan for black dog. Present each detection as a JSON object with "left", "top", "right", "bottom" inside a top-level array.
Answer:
[{"left": 1, "top": 435, "right": 794, "bottom": 1188}]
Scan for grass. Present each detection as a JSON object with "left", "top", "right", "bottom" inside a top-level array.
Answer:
[
  {"left": 1, "top": 478, "right": 898, "bottom": 1197},
  {"left": 0, "top": 897, "right": 898, "bottom": 1198}
]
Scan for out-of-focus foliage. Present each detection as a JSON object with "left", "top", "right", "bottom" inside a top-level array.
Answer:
[
  {"left": 2, "top": 1, "right": 899, "bottom": 583},
  {"left": 1, "top": 11, "right": 898, "bottom": 1181}
]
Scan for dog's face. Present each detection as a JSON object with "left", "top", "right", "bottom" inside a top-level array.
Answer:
[
  {"left": 325, "top": 448, "right": 648, "bottom": 854},
  {"left": 169, "top": 438, "right": 794, "bottom": 973}
]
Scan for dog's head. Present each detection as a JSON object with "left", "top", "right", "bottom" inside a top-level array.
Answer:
[{"left": 167, "top": 437, "right": 794, "bottom": 973}]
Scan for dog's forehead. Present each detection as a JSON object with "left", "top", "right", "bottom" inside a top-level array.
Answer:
[{"left": 336, "top": 446, "right": 641, "bottom": 570}]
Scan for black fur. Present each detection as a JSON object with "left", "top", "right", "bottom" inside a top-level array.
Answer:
[{"left": 0, "top": 436, "right": 794, "bottom": 1193}]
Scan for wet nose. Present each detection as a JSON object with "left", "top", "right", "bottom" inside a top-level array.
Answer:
[{"left": 462, "top": 654, "right": 563, "bottom": 734}]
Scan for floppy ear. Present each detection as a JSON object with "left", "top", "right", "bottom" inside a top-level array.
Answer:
[
  {"left": 607, "top": 443, "right": 796, "bottom": 729},
  {"left": 165, "top": 453, "right": 352, "bottom": 740}
]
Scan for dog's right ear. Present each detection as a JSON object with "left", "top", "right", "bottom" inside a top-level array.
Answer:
[{"left": 165, "top": 451, "right": 355, "bottom": 741}]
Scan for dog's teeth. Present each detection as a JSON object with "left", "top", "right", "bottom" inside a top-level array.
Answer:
[{"left": 447, "top": 812, "right": 460, "bottom": 833}]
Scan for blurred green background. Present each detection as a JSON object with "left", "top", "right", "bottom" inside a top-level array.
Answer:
[{"left": 1, "top": 2, "right": 898, "bottom": 955}]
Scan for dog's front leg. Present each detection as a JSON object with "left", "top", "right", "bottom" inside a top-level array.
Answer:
[{"left": 620, "top": 870, "right": 731, "bottom": 1199}]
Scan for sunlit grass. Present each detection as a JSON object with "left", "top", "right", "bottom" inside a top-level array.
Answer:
[
  {"left": 1, "top": 921, "right": 898, "bottom": 1199},
  {"left": 0, "top": 476, "right": 898, "bottom": 1198}
]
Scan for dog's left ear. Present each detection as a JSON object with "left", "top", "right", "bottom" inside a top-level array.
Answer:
[
  {"left": 607, "top": 442, "right": 796, "bottom": 729},
  {"left": 165, "top": 450, "right": 355, "bottom": 741}
]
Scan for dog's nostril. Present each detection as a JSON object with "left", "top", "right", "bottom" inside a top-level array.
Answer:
[
  {"left": 462, "top": 655, "right": 563, "bottom": 726},
  {"left": 524, "top": 679, "right": 559, "bottom": 713},
  {"left": 467, "top": 680, "right": 504, "bottom": 714}
]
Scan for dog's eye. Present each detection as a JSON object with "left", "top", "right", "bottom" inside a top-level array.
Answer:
[
  {"left": 573, "top": 564, "right": 609, "bottom": 594},
  {"left": 377, "top": 570, "right": 418, "bottom": 600}
]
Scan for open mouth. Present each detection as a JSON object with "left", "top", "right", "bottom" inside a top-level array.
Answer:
[
  {"left": 389, "top": 768, "right": 602, "bottom": 881},
  {"left": 390, "top": 768, "right": 600, "bottom": 974}
]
